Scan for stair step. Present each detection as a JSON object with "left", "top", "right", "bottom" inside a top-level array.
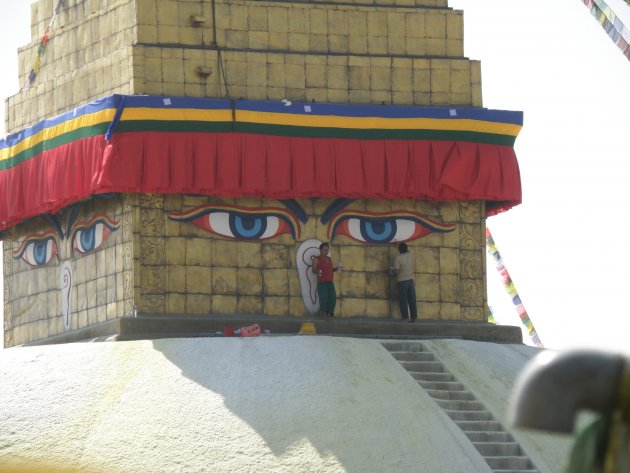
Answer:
[
  {"left": 485, "top": 456, "right": 532, "bottom": 470},
  {"left": 418, "top": 380, "right": 465, "bottom": 391},
  {"left": 465, "top": 431, "right": 513, "bottom": 443},
  {"left": 385, "top": 343, "right": 540, "bottom": 473},
  {"left": 493, "top": 470, "right": 539, "bottom": 473},
  {"left": 382, "top": 342, "right": 424, "bottom": 352},
  {"left": 411, "top": 372, "right": 454, "bottom": 382},
  {"left": 391, "top": 351, "right": 434, "bottom": 362},
  {"left": 400, "top": 361, "right": 444, "bottom": 372},
  {"left": 445, "top": 409, "right": 493, "bottom": 422},
  {"left": 425, "top": 389, "right": 475, "bottom": 401},
  {"left": 435, "top": 399, "right": 485, "bottom": 411},
  {"left": 473, "top": 441, "right": 521, "bottom": 456},
  {"left": 456, "top": 420, "right": 503, "bottom": 432}
]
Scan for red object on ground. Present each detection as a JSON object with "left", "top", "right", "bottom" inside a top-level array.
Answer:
[
  {"left": 223, "top": 326, "right": 235, "bottom": 337},
  {"left": 240, "top": 324, "right": 261, "bottom": 337}
]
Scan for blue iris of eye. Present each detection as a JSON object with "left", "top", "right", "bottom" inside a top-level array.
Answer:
[
  {"left": 361, "top": 219, "right": 396, "bottom": 242},
  {"left": 230, "top": 214, "right": 266, "bottom": 239},
  {"left": 33, "top": 240, "right": 50, "bottom": 265},
  {"left": 79, "top": 227, "right": 96, "bottom": 252}
]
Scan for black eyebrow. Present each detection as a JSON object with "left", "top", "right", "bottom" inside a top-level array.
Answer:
[
  {"left": 43, "top": 213, "right": 64, "bottom": 239},
  {"left": 321, "top": 199, "right": 354, "bottom": 224},
  {"left": 279, "top": 199, "right": 308, "bottom": 223},
  {"left": 65, "top": 195, "right": 116, "bottom": 237},
  {"left": 66, "top": 205, "right": 81, "bottom": 238}
]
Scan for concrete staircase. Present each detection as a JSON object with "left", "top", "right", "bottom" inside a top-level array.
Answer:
[{"left": 382, "top": 341, "right": 539, "bottom": 473}]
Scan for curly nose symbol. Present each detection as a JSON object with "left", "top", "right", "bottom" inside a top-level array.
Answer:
[
  {"left": 296, "top": 239, "right": 322, "bottom": 315},
  {"left": 60, "top": 261, "right": 72, "bottom": 331}
]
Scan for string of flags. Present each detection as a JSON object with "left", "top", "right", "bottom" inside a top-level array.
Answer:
[
  {"left": 486, "top": 305, "right": 496, "bottom": 325},
  {"left": 22, "top": 0, "right": 65, "bottom": 90},
  {"left": 580, "top": 0, "right": 630, "bottom": 61},
  {"left": 486, "top": 227, "right": 544, "bottom": 348}
]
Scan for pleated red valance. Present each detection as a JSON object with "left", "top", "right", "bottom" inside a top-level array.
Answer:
[{"left": 0, "top": 95, "right": 523, "bottom": 231}]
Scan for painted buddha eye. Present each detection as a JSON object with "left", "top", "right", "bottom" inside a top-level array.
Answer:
[
  {"left": 328, "top": 210, "right": 455, "bottom": 244},
  {"left": 71, "top": 215, "right": 119, "bottom": 255},
  {"left": 14, "top": 234, "right": 59, "bottom": 267},
  {"left": 169, "top": 205, "right": 300, "bottom": 240}
]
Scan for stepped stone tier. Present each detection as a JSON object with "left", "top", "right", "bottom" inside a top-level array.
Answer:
[{"left": 1, "top": 0, "right": 524, "bottom": 347}]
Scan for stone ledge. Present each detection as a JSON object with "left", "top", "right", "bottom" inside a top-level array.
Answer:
[
  {"left": 117, "top": 314, "right": 522, "bottom": 344},
  {"left": 24, "top": 319, "right": 121, "bottom": 346},
  {"left": 22, "top": 315, "right": 522, "bottom": 345}
]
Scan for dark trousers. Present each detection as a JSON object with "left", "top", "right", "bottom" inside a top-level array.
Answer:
[
  {"left": 397, "top": 279, "right": 418, "bottom": 320},
  {"left": 317, "top": 282, "right": 336, "bottom": 315}
]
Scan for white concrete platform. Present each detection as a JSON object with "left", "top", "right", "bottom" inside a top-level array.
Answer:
[{"left": 0, "top": 337, "right": 572, "bottom": 472}]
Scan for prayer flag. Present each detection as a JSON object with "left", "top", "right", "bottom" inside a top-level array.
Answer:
[{"left": 486, "top": 227, "right": 543, "bottom": 347}]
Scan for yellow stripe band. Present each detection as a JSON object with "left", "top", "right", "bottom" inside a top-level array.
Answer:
[{"left": 235, "top": 110, "right": 522, "bottom": 137}]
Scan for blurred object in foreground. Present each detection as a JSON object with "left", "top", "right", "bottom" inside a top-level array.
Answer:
[{"left": 509, "top": 349, "right": 630, "bottom": 472}]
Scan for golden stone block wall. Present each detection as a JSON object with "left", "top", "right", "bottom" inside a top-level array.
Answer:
[
  {"left": 6, "top": 0, "right": 136, "bottom": 132},
  {"left": 2, "top": 195, "right": 134, "bottom": 347},
  {"left": 134, "top": 0, "right": 477, "bottom": 105},
  {"left": 1, "top": 191, "right": 488, "bottom": 347},
  {"left": 134, "top": 46, "right": 479, "bottom": 107},
  {"left": 132, "top": 195, "right": 486, "bottom": 322},
  {"left": 5, "top": 0, "right": 481, "bottom": 133},
  {"left": 135, "top": 1, "right": 462, "bottom": 56}
]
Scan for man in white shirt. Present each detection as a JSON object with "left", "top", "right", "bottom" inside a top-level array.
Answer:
[{"left": 391, "top": 242, "right": 418, "bottom": 322}]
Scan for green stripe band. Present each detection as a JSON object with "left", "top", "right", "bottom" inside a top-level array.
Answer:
[
  {"left": 119, "top": 120, "right": 516, "bottom": 146},
  {"left": 1, "top": 119, "right": 516, "bottom": 172},
  {"left": 0, "top": 123, "right": 109, "bottom": 171}
]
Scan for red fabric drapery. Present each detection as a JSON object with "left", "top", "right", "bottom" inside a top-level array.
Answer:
[{"left": 0, "top": 131, "right": 521, "bottom": 231}]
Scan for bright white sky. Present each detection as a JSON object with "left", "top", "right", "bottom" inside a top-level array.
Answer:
[
  {"left": 449, "top": 0, "right": 630, "bottom": 354},
  {"left": 2, "top": 0, "right": 630, "bottom": 353}
]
